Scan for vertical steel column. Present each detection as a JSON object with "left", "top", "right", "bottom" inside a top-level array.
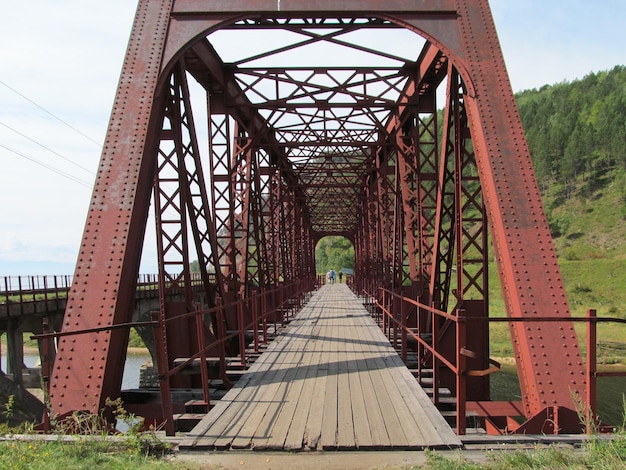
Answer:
[
  {"left": 208, "top": 103, "right": 235, "bottom": 289},
  {"left": 454, "top": 0, "right": 585, "bottom": 417},
  {"left": 153, "top": 66, "right": 197, "bottom": 389},
  {"left": 262, "top": 164, "right": 282, "bottom": 287},
  {"left": 231, "top": 124, "right": 253, "bottom": 295},
  {"left": 394, "top": 101, "right": 439, "bottom": 299},
  {"left": 152, "top": 62, "right": 224, "bottom": 392},
  {"left": 395, "top": 112, "right": 421, "bottom": 288},
  {"left": 391, "top": 158, "right": 405, "bottom": 291},
  {"left": 281, "top": 187, "right": 296, "bottom": 282},
  {"left": 430, "top": 65, "right": 458, "bottom": 311},
  {"left": 50, "top": 0, "right": 173, "bottom": 416},
  {"left": 428, "top": 66, "right": 490, "bottom": 401},
  {"left": 376, "top": 152, "right": 397, "bottom": 288}
]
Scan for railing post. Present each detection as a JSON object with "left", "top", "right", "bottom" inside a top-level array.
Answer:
[
  {"left": 53, "top": 275, "right": 60, "bottom": 312},
  {"left": 382, "top": 289, "right": 387, "bottom": 334},
  {"left": 432, "top": 306, "right": 439, "bottom": 405},
  {"left": 151, "top": 310, "right": 175, "bottom": 436},
  {"left": 263, "top": 287, "right": 271, "bottom": 344},
  {"left": 456, "top": 309, "right": 467, "bottom": 435},
  {"left": 401, "top": 296, "right": 407, "bottom": 363},
  {"left": 215, "top": 297, "right": 230, "bottom": 385},
  {"left": 43, "top": 276, "right": 49, "bottom": 313},
  {"left": 195, "top": 304, "right": 210, "bottom": 411},
  {"left": 253, "top": 289, "right": 260, "bottom": 353},
  {"left": 586, "top": 308, "right": 597, "bottom": 432},
  {"left": 392, "top": 292, "right": 398, "bottom": 351},
  {"left": 237, "top": 293, "right": 247, "bottom": 368},
  {"left": 18, "top": 276, "right": 24, "bottom": 315},
  {"left": 40, "top": 316, "right": 52, "bottom": 432},
  {"left": 1, "top": 277, "right": 7, "bottom": 321}
]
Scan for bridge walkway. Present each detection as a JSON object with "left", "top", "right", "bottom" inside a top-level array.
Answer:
[{"left": 182, "top": 284, "right": 461, "bottom": 451}]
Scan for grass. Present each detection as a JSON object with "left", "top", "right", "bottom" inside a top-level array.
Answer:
[
  {"left": 486, "top": 258, "right": 626, "bottom": 364},
  {"left": 0, "top": 439, "right": 196, "bottom": 470},
  {"left": 424, "top": 396, "right": 626, "bottom": 468},
  {"left": 422, "top": 434, "right": 626, "bottom": 469},
  {"left": 0, "top": 398, "right": 202, "bottom": 470}
]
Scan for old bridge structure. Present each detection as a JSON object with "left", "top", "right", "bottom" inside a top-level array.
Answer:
[{"left": 43, "top": 0, "right": 596, "bottom": 442}]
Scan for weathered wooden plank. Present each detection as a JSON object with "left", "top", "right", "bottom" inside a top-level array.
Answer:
[
  {"left": 350, "top": 309, "right": 390, "bottom": 448},
  {"left": 395, "top": 364, "right": 461, "bottom": 447},
  {"left": 336, "top": 303, "right": 356, "bottom": 450},
  {"left": 230, "top": 322, "right": 311, "bottom": 449},
  {"left": 320, "top": 298, "right": 340, "bottom": 450},
  {"left": 303, "top": 347, "right": 328, "bottom": 450},
  {"left": 202, "top": 337, "right": 296, "bottom": 449},
  {"left": 357, "top": 304, "right": 428, "bottom": 447},
  {"left": 190, "top": 315, "right": 307, "bottom": 448},
  {"left": 344, "top": 310, "right": 373, "bottom": 449},
  {"left": 252, "top": 333, "right": 315, "bottom": 449},
  {"left": 182, "top": 285, "right": 461, "bottom": 451},
  {"left": 282, "top": 331, "right": 323, "bottom": 450}
]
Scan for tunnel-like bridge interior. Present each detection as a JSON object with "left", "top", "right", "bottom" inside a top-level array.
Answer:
[{"left": 47, "top": 0, "right": 590, "bottom": 438}]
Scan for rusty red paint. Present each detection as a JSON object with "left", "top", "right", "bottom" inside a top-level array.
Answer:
[{"left": 49, "top": 0, "right": 587, "bottom": 435}]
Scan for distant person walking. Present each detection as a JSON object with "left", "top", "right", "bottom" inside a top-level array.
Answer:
[
  {"left": 338, "top": 271, "right": 343, "bottom": 283},
  {"left": 328, "top": 269, "right": 336, "bottom": 284}
]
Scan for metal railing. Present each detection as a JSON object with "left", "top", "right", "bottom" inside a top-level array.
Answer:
[
  {"left": 32, "top": 275, "right": 320, "bottom": 435},
  {"left": 0, "top": 273, "right": 210, "bottom": 316},
  {"left": 363, "top": 286, "right": 626, "bottom": 435},
  {"left": 151, "top": 277, "right": 317, "bottom": 434},
  {"left": 1, "top": 275, "right": 72, "bottom": 316}
]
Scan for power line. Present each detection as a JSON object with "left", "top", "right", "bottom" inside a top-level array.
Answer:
[
  {"left": 0, "top": 144, "right": 93, "bottom": 189},
  {"left": 0, "top": 79, "right": 102, "bottom": 148},
  {"left": 0, "top": 121, "right": 96, "bottom": 176}
]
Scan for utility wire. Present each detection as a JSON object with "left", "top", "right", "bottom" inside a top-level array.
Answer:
[
  {"left": 0, "top": 79, "right": 102, "bottom": 148},
  {"left": 0, "top": 144, "right": 93, "bottom": 189},
  {"left": 0, "top": 121, "right": 96, "bottom": 176}
]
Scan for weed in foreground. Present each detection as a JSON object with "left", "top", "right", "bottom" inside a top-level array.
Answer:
[
  {"left": 423, "top": 398, "right": 626, "bottom": 470},
  {"left": 423, "top": 449, "right": 484, "bottom": 469},
  {"left": 0, "top": 439, "right": 196, "bottom": 470}
]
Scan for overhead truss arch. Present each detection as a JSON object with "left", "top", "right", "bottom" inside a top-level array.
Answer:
[{"left": 49, "top": 0, "right": 586, "bottom": 436}]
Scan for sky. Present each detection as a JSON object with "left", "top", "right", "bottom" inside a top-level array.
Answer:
[{"left": 0, "top": 0, "right": 624, "bottom": 277}]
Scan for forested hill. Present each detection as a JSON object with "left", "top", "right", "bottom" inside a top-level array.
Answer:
[
  {"left": 518, "top": 65, "right": 626, "bottom": 188},
  {"left": 516, "top": 65, "right": 626, "bottom": 259}
]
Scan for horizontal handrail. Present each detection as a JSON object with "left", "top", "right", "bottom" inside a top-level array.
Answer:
[{"left": 360, "top": 285, "right": 625, "bottom": 435}]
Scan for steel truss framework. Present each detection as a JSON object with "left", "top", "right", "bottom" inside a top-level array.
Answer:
[{"left": 49, "top": 0, "right": 587, "bottom": 435}]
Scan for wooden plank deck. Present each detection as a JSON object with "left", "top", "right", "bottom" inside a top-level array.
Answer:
[{"left": 181, "top": 284, "right": 462, "bottom": 451}]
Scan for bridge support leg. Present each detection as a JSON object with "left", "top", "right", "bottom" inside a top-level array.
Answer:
[{"left": 6, "top": 319, "right": 24, "bottom": 388}]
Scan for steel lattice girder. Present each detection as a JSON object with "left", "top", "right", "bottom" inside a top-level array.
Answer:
[{"left": 49, "top": 0, "right": 585, "bottom": 431}]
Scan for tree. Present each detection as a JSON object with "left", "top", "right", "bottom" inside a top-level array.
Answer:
[{"left": 315, "top": 236, "right": 355, "bottom": 274}]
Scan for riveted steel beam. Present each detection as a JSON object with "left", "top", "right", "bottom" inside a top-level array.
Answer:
[{"left": 51, "top": 0, "right": 586, "bottom": 434}]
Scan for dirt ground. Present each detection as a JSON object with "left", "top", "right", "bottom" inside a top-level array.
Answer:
[{"left": 172, "top": 449, "right": 487, "bottom": 469}]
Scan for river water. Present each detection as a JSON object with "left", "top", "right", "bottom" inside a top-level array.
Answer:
[{"left": 1, "top": 351, "right": 151, "bottom": 390}]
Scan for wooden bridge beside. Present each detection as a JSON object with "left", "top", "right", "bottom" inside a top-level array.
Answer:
[{"left": 182, "top": 284, "right": 461, "bottom": 451}]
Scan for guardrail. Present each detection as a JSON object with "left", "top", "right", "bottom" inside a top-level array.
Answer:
[
  {"left": 363, "top": 286, "right": 626, "bottom": 435},
  {"left": 0, "top": 273, "right": 210, "bottom": 317},
  {"left": 32, "top": 275, "right": 321, "bottom": 434}
]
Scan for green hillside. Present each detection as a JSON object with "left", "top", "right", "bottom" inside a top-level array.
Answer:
[
  {"left": 517, "top": 66, "right": 626, "bottom": 361},
  {"left": 518, "top": 65, "right": 626, "bottom": 257}
]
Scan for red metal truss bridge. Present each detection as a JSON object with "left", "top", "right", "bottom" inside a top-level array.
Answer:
[{"left": 42, "top": 0, "right": 616, "bottom": 438}]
